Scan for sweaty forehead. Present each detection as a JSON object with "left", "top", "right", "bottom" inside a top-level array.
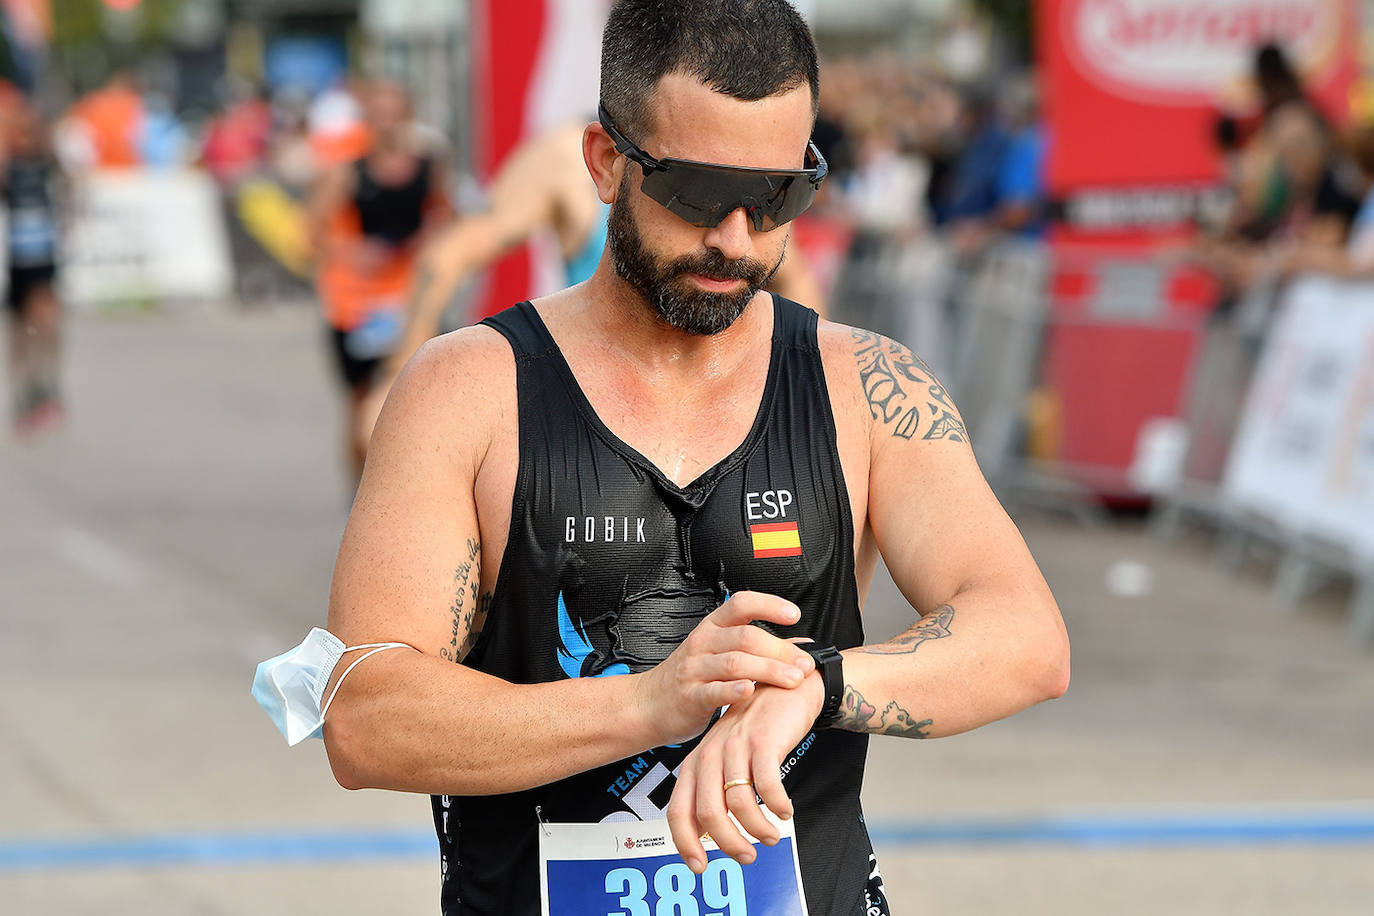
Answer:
[{"left": 642, "top": 72, "right": 814, "bottom": 170}]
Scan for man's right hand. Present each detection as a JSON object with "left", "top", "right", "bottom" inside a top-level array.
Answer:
[{"left": 635, "top": 591, "right": 815, "bottom": 746}]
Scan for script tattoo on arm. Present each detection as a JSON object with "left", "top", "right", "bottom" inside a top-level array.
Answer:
[
  {"left": 834, "top": 685, "right": 933, "bottom": 738},
  {"left": 851, "top": 328, "right": 968, "bottom": 444},
  {"left": 441, "top": 538, "right": 493, "bottom": 664},
  {"left": 856, "top": 604, "right": 955, "bottom": 656}
]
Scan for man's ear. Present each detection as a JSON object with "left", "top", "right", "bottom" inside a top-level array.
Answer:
[{"left": 583, "top": 122, "right": 626, "bottom": 204}]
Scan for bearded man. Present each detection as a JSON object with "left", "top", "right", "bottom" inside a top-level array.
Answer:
[{"left": 321, "top": 2, "right": 1069, "bottom": 913}]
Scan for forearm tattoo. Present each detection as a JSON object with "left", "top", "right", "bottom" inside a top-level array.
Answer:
[
  {"left": 441, "top": 538, "right": 493, "bottom": 664},
  {"left": 851, "top": 328, "right": 968, "bottom": 443},
  {"left": 835, "top": 685, "right": 933, "bottom": 738},
  {"left": 856, "top": 604, "right": 955, "bottom": 656},
  {"left": 834, "top": 604, "right": 955, "bottom": 737}
]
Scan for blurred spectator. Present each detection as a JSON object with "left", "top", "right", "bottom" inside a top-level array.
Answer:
[
  {"left": 1213, "top": 42, "right": 1308, "bottom": 156},
  {"left": 932, "top": 86, "right": 1010, "bottom": 254},
  {"left": 1215, "top": 42, "right": 1322, "bottom": 240},
  {"left": 1198, "top": 101, "right": 1362, "bottom": 294},
  {"left": 1281, "top": 121, "right": 1374, "bottom": 278},
  {"left": 138, "top": 91, "right": 189, "bottom": 168},
  {"left": 201, "top": 78, "right": 273, "bottom": 187},
  {"left": 994, "top": 77, "right": 1047, "bottom": 239},
  {"left": 1254, "top": 42, "right": 1308, "bottom": 117},
  {"left": 58, "top": 71, "right": 144, "bottom": 170},
  {"left": 54, "top": 70, "right": 191, "bottom": 172},
  {"left": 1263, "top": 102, "right": 1361, "bottom": 241},
  {"left": 939, "top": 7, "right": 991, "bottom": 85},
  {"left": 203, "top": 79, "right": 303, "bottom": 302},
  {"left": 810, "top": 57, "right": 856, "bottom": 190},
  {"left": 842, "top": 103, "right": 928, "bottom": 239}
]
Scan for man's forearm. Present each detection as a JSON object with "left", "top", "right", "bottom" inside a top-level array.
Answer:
[
  {"left": 324, "top": 653, "right": 660, "bottom": 796},
  {"left": 834, "top": 590, "right": 1069, "bottom": 739}
]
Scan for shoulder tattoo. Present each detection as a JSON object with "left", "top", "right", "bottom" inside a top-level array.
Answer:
[{"left": 850, "top": 328, "right": 968, "bottom": 445}]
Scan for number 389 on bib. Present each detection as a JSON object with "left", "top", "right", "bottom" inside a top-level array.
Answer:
[{"left": 539, "top": 819, "right": 808, "bottom": 916}]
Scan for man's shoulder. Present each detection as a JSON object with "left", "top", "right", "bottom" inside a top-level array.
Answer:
[
  {"left": 812, "top": 319, "right": 961, "bottom": 446},
  {"left": 385, "top": 323, "right": 517, "bottom": 437},
  {"left": 813, "top": 317, "right": 887, "bottom": 389},
  {"left": 811, "top": 318, "right": 875, "bottom": 437},
  {"left": 410, "top": 321, "right": 514, "bottom": 379}
]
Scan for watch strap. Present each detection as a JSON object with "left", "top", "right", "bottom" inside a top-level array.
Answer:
[{"left": 804, "top": 645, "right": 844, "bottom": 728}]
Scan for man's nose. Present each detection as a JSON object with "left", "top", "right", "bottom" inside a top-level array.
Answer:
[{"left": 702, "top": 207, "right": 754, "bottom": 261}]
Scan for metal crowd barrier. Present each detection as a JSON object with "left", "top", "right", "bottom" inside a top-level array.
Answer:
[
  {"left": 830, "top": 233, "right": 1099, "bottom": 520},
  {"left": 1153, "top": 274, "right": 1374, "bottom": 647}
]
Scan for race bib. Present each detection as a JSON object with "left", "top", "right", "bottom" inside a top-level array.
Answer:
[
  {"left": 343, "top": 301, "right": 404, "bottom": 360},
  {"left": 540, "top": 816, "right": 808, "bottom": 916},
  {"left": 9, "top": 207, "right": 57, "bottom": 265}
]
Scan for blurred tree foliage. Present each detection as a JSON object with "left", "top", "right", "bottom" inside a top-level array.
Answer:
[
  {"left": 48, "top": 0, "right": 191, "bottom": 94},
  {"left": 971, "top": 0, "right": 1032, "bottom": 64},
  {"left": 52, "top": 0, "right": 187, "bottom": 49}
]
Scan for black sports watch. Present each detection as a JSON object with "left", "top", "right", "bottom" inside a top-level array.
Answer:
[{"left": 804, "top": 645, "right": 844, "bottom": 728}]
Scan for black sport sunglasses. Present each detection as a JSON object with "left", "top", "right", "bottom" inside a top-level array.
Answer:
[{"left": 598, "top": 102, "right": 827, "bottom": 232}]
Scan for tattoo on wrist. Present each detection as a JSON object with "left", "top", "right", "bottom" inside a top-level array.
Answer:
[
  {"left": 851, "top": 328, "right": 968, "bottom": 444},
  {"left": 856, "top": 604, "right": 955, "bottom": 656},
  {"left": 834, "top": 684, "right": 933, "bottom": 738},
  {"left": 441, "top": 538, "right": 493, "bottom": 663}
]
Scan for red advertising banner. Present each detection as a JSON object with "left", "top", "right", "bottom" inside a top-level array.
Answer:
[
  {"left": 1034, "top": 1, "right": 1362, "bottom": 497},
  {"left": 1042, "top": 0, "right": 1361, "bottom": 197}
]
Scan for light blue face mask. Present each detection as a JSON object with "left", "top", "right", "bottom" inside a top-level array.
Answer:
[{"left": 252, "top": 627, "right": 413, "bottom": 746}]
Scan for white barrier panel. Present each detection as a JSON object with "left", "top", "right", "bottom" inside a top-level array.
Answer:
[
  {"left": 60, "top": 168, "right": 234, "bottom": 308},
  {"left": 1223, "top": 276, "right": 1374, "bottom": 559}
]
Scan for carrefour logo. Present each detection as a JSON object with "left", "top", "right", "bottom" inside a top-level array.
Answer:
[{"left": 1065, "top": 0, "right": 1341, "bottom": 102}]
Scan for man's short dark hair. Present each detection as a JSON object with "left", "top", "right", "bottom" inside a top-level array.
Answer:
[{"left": 601, "top": 0, "right": 819, "bottom": 141}]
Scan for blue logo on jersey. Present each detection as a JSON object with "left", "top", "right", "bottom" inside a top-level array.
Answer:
[{"left": 557, "top": 591, "right": 630, "bottom": 679}]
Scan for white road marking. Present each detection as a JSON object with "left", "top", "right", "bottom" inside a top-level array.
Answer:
[{"left": 52, "top": 526, "right": 147, "bottom": 589}]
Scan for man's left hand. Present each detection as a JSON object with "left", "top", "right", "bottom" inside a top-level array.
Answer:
[{"left": 665, "top": 671, "right": 824, "bottom": 873}]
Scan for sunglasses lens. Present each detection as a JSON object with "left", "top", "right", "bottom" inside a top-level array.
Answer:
[{"left": 641, "top": 164, "right": 817, "bottom": 231}]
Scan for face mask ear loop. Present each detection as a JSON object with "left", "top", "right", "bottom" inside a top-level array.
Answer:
[{"left": 319, "top": 643, "right": 413, "bottom": 723}]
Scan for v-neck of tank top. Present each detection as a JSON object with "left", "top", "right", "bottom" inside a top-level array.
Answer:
[{"left": 519, "top": 294, "right": 783, "bottom": 500}]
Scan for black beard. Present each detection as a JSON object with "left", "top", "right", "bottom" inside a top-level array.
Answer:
[{"left": 607, "top": 183, "right": 782, "bottom": 336}]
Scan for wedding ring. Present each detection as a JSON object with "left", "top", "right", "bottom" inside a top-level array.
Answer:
[{"left": 723, "top": 778, "right": 753, "bottom": 791}]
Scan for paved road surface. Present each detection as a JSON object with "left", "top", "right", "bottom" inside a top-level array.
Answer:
[{"left": 2, "top": 305, "right": 1371, "bottom": 914}]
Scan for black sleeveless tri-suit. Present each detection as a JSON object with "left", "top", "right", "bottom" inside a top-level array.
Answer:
[{"left": 432, "top": 294, "right": 890, "bottom": 915}]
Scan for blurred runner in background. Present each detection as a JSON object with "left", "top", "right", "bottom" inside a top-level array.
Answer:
[
  {"left": 3, "top": 96, "right": 65, "bottom": 436},
  {"left": 308, "top": 79, "right": 452, "bottom": 483},
  {"left": 357, "top": 121, "right": 825, "bottom": 456}
]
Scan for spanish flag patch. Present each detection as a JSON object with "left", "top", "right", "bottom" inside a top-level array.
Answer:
[{"left": 750, "top": 521, "right": 802, "bottom": 558}]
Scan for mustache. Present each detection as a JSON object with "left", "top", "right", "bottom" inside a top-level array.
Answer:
[{"left": 667, "top": 248, "right": 772, "bottom": 285}]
